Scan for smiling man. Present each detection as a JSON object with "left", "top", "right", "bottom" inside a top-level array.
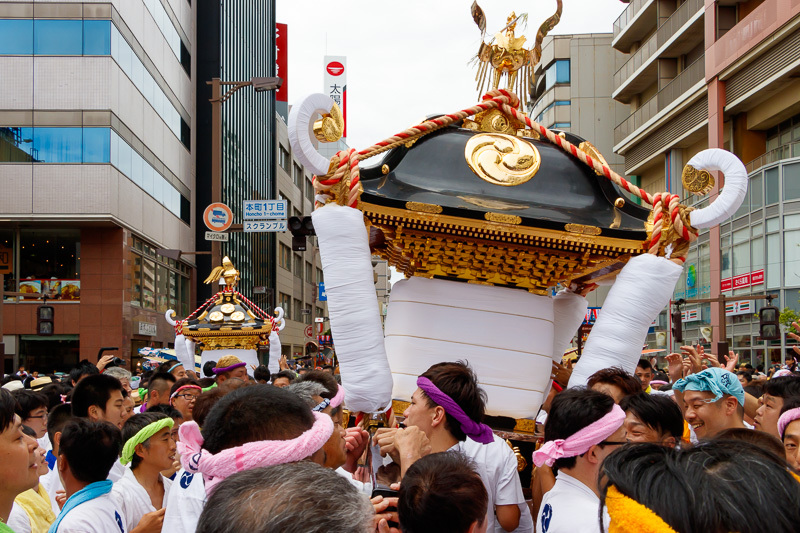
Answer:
[
  {"left": 674, "top": 367, "right": 746, "bottom": 440},
  {"left": 619, "top": 393, "right": 683, "bottom": 447},
  {"left": 754, "top": 376, "right": 800, "bottom": 438},
  {"left": 0, "top": 389, "right": 40, "bottom": 531}
]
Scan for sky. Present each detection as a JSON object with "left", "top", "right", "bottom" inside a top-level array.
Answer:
[
  {"left": 275, "top": 1, "right": 629, "bottom": 283},
  {"left": 276, "top": 0, "right": 627, "bottom": 150}
]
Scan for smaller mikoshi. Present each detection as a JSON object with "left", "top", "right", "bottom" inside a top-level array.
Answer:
[{"left": 166, "top": 256, "right": 284, "bottom": 376}]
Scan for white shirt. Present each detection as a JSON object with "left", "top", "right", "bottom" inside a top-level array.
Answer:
[
  {"left": 537, "top": 472, "right": 608, "bottom": 533},
  {"left": 52, "top": 492, "right": 126, "bottom": 533},
  {"left": 335, "top": 466, "right": 371, "bottom": 495},
  {"left": 110, "top": 467, "right": 172, "bottom": 531},
  {"left": 107, "top": 459, "right": 126, "bottom": 483},
  {"left": 162, "top": 468, "right": 205, "bottom": 533},
  {"left": 40, "top": 466, "right": 65, "bottom": 515},
  {"left": 458, "top": 434, "right": 534, "bottom": 533},
  {"left": 7, "top": 502, "right": 32, "bottom": 533}
]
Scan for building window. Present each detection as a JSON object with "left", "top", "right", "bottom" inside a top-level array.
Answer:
[
  {"left": 786, "top": 230, "right": 800, "bottom": 287},
  {"left": 765, "top": 167, "right": 779, "bottom": 204},
  {"left": 293, "top": 298, "right": 302, "bottom": 322},
  {"left": 784, "top": 163, "right": 800, "bottom": 201},
  {"left": 305, "top": 178, "right": 314, "bottom": 204},
  {"left": 17, "top": 229, "right": 81, "bottom": 300},
  {"left": 0, "top": 127, "right": 110, "bottom": 164},
  {"left": 293, "top": 254, "right": 303, "bottom": 279},
  {"left": 316, "top": 306, "right": 324, "bottom": 318},
  {"left": 279, "top": 145, "right": 290, "bottom": 171},
  {"left": 550, "top": 122, "right": 571, "bottom": 129},
  {"left": 130, "top": 238, "right": 190, "bottom": 315},
  {"left": 279, "top": 293, "right": 291, "bottom": 317},
  {"left": 143, "top": 0, "right": 184, "bottom": 62},
  {"left": 305, "top": 262, "right": 312, "bottom": 283},
  {"left": 316, "top": 268, "right": 323, "bottom": 284},
  {"left": 293, "top": 163, "right": 303, "bottom": 189},
  {"left": 279, "top": 243, "right": 292, "bottom": 271},
  {"left": 545, "top": 60, "right": 570, "bottom": 90},
  {"left": 0, "top": 19, "right": 111, "bottom": 56},
  {"left": 303, "top": 304, "right": 312, "bottom": 324}
]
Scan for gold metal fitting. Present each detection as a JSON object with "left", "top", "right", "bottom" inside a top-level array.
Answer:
[{"left": 313, "top": 102, "right": 344, "bottom": 143}]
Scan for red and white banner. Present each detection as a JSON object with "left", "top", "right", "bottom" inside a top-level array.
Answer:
[
  {"left": 721, "top": 269, "right": 764, "bottom": 292},
  {"left": 324, "top": 55, "right": 346, "bottom": 139},
  {"left": 275, "top": 23, "right": 288, "bottom": 104}
]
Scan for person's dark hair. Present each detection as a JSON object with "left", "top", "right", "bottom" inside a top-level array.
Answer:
[
  {"left": 39, "top": 382, "right": 71, "bottom": 410},
  {"left": 47, "top": 403, "right": 74, "bottom": 445},
  {"left": 59, "top": 418, "right": 122, "bottom": 483},
  {"left": 253, "top": 365, "right": 271, "bottom": 383},
  {"left": 419, "top": 361, "right": 486, "bottom": 442},
  {"left": 203, "top": 361, "right": 217, "bottom": 378},
  {"left": 744, "top": 384, "right": 763, "bottom": 399},
  {"left": 71, "top": 374, "right": 124, "bottom": 418},
  {"left": 544, "top": 387, "right": 616, "bottom": 470},
  {"left": 398, "top": 452, "right": 488, "bottom": 533},
  {"left": 321, "top": 364, "right": 333, "bottom": 371},
  {"left": 122, "top": 412, "right": 169, "bottom": 469},
  {"left": 197, "top": 463, "right": 372, "bottom": 533},
  {"left": 586, "top": 367, "right": 642, "bottom": 398},
  {"left": 169, "top": 377, "right": 201, "bottom": 398},
  {"left": 201, "top": 385, "right": 315, "bottom": 454},
  {"left": 619, "top": 393, "right": 683, "bottom": 440},
  {"left": 69, "top": 359, "right": 99, "bottom": 384},
  {"left": 714, "top": 428, "right": 786, "bottom": 459},
  {"left": 156, "top": 360, "right": 182, "bottom": 375},
  {"left": 756, "top": 364, "right": 764, "bottom": 372},
  {"left": 197, "top": 378, "right": 216, "bottom": 388},
  {"left": 12, "top": 390, "right": 48, "bottom": 420},
  {"left": 0, "top": 389, "right": 17, "bottom": 433},
  {"left": 737, "top": 370, "right": 754, "bottom": 384},
  {"left": 272, "top": 370, "right": 295, "bottom": 384},
  {"left": 146, "top": 404, "right": 183, "bottom": 420},
  {"left": 744, "top": 363, "right": 755, "bottom": 370},
  {"left": 192, "top": 389, "right": 225, "bottom": 427},
  {"left": 21, "top": 425, "right": 37, "bottom": 438},
  {"left": 636, "top": 360, "right": 653, "bottom": 372},
  {"left": 147, "top": 372, "right": 177, "bottom": 395},
  {"left": 762, "top": 376, "right": 800, "bottom": 400},
  {"left": 780, "top": 396, "right": 800, "bottom": 416}
]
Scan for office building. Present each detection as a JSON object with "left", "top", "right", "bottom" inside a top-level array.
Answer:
[
  {"left": 195, "top": 0, "right": 276, "bottom": 299},
  {"left": 529, "top": 33, "right": 629, "bottom": 177},
  {"left": 0, "top": 1, "right": 196, "bottom": 372},
  {"left": 612, "top": 0, "right": 800, "bottom": 363}
]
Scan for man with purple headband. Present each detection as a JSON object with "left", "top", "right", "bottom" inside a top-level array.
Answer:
[
  {"left": 375, "top": 361, "right": 532, "bottom": 532},
  {"left": 211, "top": 355, "right": 248, "bottom": 384},
  {"left": 532, "top": 388, "right": 627, "bottom": 533}
]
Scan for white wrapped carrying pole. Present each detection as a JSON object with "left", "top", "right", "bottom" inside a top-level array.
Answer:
[
  {"left": 312, "top": 204, "right": 393, "bottom": 412},
  {"left": 288, "top": 94, "right": 338, "bottom": 176}
]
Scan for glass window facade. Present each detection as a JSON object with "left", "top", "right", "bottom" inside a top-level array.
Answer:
[
  {"left": 130, "top": 238, "right": 191, "bottom": 316},
  {"left": 11, "top": 229, "right": 82, "bottom": 301},
  {"left": 0, "top": 127, "right": 110, "bottom": 163},
  {"left": 0, "top": 19, "right": 110, "bottom": 56},
  {"left": 545, "top": 60, "right": 570, "bottom": 90},
  {"left": 143, "top": 0, "right": 183, "bottom": 63}
]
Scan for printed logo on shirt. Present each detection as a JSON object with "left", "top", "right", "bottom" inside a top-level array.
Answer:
[
  {"left": 180, "top": 471, "right": 195, "bottom": 489},
  {"left": 541, "top": 503, "right": 553, "bottom": 533},
  {"left": 115, "top": 510, "right": 124, "bottom": 532}
]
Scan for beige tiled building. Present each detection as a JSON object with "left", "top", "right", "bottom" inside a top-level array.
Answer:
[{"left": 0, "top": 1, "right": 196, "bottom": 373}]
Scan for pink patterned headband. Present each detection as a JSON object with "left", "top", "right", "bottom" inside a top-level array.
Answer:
[
  {"left": 169, "top": 385, "right": 202, "bottom": 405},
  {"left": 417, "top": 376, "right": 494, "bottom": 444},
  {"left": 330, "top": 385, "right": 345, "bottom": 408},
  {"left": 778, "top": 407, "right": 800, "bottom": 439},
  {"left": 213, "top": 362, "right": 247, "bottom": 375},
  {"left": 177, "top": 411, "right": 333, "bottom": 495},
  {"left": 533, "top": 404, "right": 626, "bottom": 467}
]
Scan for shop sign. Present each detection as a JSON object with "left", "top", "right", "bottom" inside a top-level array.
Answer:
[
  {"left": 682, "top": 308, "right": 700, "bottom": 322},
  {"left": 0, "top": 245, "right": 11, "bottom": 274},
  {"left": 137, "top": 322, "right": 157, "bottom": 336},
  {"left": 725, "top": 300, "right": 752, "bottom": 316},
  {"left": 722, "top": 269, "right": 764, "bottom": 292},
  {"left": 243, "top": 200, "right": 287, "bottom": 220},
  {"left": 205, "top": 231, "right": 229, "bottom": 242}
]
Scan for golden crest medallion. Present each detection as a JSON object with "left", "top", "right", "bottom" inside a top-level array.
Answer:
[
  {"left": 464, "top": 133, "right": 541, "bottom": 186},
  {"left": 681, "top": 164, "right": 715, "bottom": 196}
]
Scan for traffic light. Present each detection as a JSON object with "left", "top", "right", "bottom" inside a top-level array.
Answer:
[
  {"left": 37, "top": 305, "right": 54, "bottom": 336},
  {"left": 671, "top": 308, "right": 683, "bottom": 343},
  {"left": 759, "top": 301, "right": 780, "bottom": 340},
  {"left": 288, "top": 216, "right": 315, "bottom": 251},
  {"left": 305, "top": 341, "right": 318, "bottom": 357}
]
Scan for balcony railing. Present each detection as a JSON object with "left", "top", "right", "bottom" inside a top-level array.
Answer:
[
  {"left": 614, "top": 55, "right": 705, "bottom": 145},
  {"left": 613, "top": 0, "right": 704, "bottom": 92},
  {"left": 746, "top": 142, "right": 800, "bottom": 173},
  {"left": 613, "top": 0, "right": 651, "bottom": 38}
]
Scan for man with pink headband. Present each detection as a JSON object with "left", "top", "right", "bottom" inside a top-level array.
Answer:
[
  {"left": 161, "top": 385, "right": 333, "bottom": 533},
  {"left": 375, "top": 361, "right": 532, "bottom": 532},
  {"left": 778, "top": 399, "right": 800, "bottom": 471},
  {"left": 533, "top": 388, "right": 627, "bottom": 533}
]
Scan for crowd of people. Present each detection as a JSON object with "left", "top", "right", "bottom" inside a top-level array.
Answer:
[{"left": 2, "top": 330, "right": 800, "bottom": 532}]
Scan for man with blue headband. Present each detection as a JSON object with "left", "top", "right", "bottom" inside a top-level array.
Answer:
[{"left": 674, "top": 367, "right": 746, "bottom": 440}]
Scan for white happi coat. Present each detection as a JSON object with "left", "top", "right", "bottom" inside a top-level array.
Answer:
[
  {"left": 110, "top": 467, "right": 172, "bottom": 531},
  {"left": 107, "top": 459, "right": 126, "bottom": 482},
  {"left": 51, "top": 493, "right": 126, "bottom": 533},
  {"left": 40, "top": 466, "right": 64, "bottom": 516},
  {"left": 457, "top": 434, "right": 534, "bottom": 533},
  {"left": 162, "top": 469, "right": 205, "bottom": 533},
  {"left": 537, "top": 472, "right": 608, "bottom": 533}
]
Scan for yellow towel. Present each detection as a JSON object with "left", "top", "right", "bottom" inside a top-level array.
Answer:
[{"left": 14, "top": 484, "right": 56, "bottom": 533}]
